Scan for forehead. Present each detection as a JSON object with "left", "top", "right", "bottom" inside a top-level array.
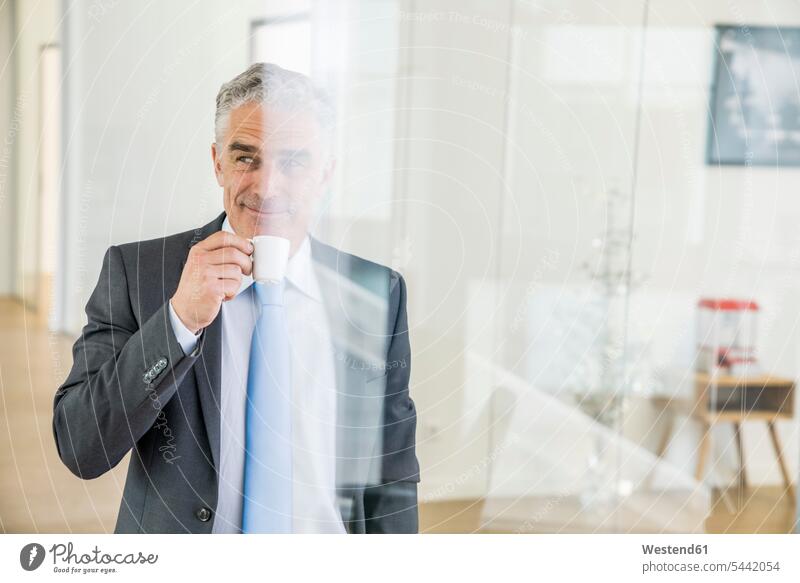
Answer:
[{"left": 224, "top": 102, "right": 322, "bottom": 149}]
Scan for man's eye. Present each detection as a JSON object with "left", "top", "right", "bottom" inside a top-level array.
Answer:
[
  {"left": 280, "top": 158, "right": 304, "bottom": 171},
  {"left": 237, "top": 156, "right": 255, "bottom": 164}
]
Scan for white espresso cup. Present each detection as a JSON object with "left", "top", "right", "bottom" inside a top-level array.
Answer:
[{"left": 249, "top": 235, "right": 291, "bottom": 284}]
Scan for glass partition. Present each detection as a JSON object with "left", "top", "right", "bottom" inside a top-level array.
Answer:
[{"left": 2, "top": 0, "right": 798, "bottom": 535}]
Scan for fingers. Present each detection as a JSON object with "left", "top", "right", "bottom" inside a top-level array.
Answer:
[
  {"left": 199, "top": 230, "right": 254, "bottom": 255},
  {"left": 205, "top": 247, "right": 253, "bottom": 276},
  {"left": 209, "top": 265, "right": 245, "bottom": 302},
  {"left": 209, "top": 264, "right": 246, "bottom": 281},
  {"left": 218, "top": 277, "right": 242, "bottom": 302}
]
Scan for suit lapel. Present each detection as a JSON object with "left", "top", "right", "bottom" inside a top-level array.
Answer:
[
  {"left": 310, "top": 238, "right": 389, "bottom": 492},
  {"left": 182, "top": 211, "right": 226, "bottom": 471},
  {"left": 195, "top": 315, "right": 223, "bottom": 471}
]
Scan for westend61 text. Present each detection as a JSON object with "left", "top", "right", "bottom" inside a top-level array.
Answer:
[{"left": 642, "top": 544, "right": 708, "bottom": 555}]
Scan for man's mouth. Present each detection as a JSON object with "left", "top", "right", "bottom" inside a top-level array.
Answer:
[{"left": 242, "top": 204, "right": 290, "bottom": 217}]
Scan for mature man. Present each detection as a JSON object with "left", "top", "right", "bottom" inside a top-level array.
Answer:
[{"left": 52, "top": 63, "right": 419, "bottom": 533}]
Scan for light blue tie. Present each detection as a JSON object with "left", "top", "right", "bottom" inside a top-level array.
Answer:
[{"left": 242, "top": 280, "right": 292, "bottom": 533}]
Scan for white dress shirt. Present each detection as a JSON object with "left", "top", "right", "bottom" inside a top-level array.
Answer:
[{"left": 168, "top": 218, "right": 344, "bottom": 533}]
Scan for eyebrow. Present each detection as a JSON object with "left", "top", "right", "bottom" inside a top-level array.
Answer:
[
  {"left": 278, "top": 149, "right": 311, "bottom": 160},
  {"left": 227, "top": 144, "right": 311, "bottom": 159},
  {"left": 228, "top": 141, "right": 259, "bottom": 153}
]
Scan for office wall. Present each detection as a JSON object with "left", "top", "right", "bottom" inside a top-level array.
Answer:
[
  {"left": 0, "top": 0, "right": 16, "bottom": 295},
  {"left": 11, "top": 0, "right": 58, "bottom": 307},
  {"left": 390, "top": 0, "right": 515, "bottom": 500}
]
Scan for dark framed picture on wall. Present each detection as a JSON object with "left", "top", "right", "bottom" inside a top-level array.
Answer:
[{"left": 707, "top": 24, "right": 800, "bottom": 166}]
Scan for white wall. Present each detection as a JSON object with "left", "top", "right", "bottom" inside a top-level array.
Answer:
[
  {"left": 389, "top": 0, "right": 515, "bottom": 500},
  {"left": 12, "top": 0, "right": 58, "bottom": 306},
  {"left": 0, "top": 0, "right": 16, "bottom": 295}
]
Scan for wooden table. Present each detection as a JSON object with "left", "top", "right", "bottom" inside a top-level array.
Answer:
[{"left": 651, "top": 373, "right": 794, "bottom": 500}]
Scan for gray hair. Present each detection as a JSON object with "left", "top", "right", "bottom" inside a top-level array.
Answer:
[{"left": 214, "top": 62, "right": 335, "bottom": 147}]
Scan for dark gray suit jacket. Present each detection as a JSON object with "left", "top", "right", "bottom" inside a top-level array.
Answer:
[{"left": 52, "top": 211, "right": 419, "bottom": 533}]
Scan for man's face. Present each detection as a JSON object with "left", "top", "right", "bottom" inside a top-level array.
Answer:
[{"left": 212, "top": 102, "right": 334, "bottom": 252}]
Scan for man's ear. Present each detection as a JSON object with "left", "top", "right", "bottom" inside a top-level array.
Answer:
[
  {"left": 320, "top": 156, "right": 337, "bottom": 191},
  {"left": 211, "top": 142, "right": 224, "bottom": 187}
]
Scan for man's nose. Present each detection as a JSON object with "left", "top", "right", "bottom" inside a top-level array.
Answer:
[{"left": 255, "top": 162, "right": 279, "bottom": 200}]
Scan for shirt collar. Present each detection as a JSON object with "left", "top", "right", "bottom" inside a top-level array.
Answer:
[{"left": 222, "top": 216, "right": 322, "bottom": 302}]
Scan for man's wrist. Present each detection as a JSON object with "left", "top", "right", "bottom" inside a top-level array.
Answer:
[
  {"left": 169, "top": 298, "right": 201, "bottom": 335},
  {"left": 168, "top": 299, "right": 202, "bottom": 356}
]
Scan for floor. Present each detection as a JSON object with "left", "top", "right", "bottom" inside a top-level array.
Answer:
[
  {"left": 1, "top": 297, "right": 796, "bottom": 534},
  {"left": 420, "top": 487, "right": 797, "bottom": 533},
  {"left": 0, "top": 298, "right": 127, "bottom": 533}
]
